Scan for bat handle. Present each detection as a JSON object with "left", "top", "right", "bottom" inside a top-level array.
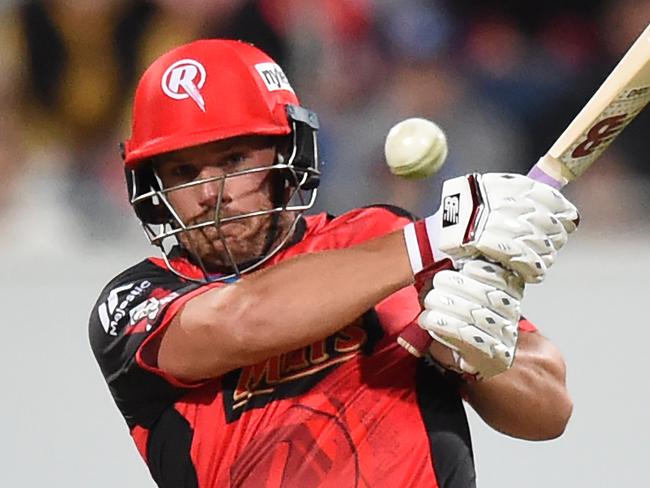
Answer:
[
  {"left": 397, "top": 162, "right": 568, "bottom": 357},
  {"left": 527, "top": 156, "right": 569, "bottom": 189}
]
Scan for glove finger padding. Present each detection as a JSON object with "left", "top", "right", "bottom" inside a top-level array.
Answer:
[
  {"left": 484, "top": 173, "right": 579, "bottom": 238},
  {"left": 525, "top": 181, "right": 580, "bottom": 233},
  {"left": 437, "top": 173, "right": 579, "bottom": 283},
  {"left": 522, "top": 209, "right": 569, "bottom": 251},
  {"left": 458, "top": 259, "right": 524, "bottom": 301},
  {"left": 474, "top": 230, "right": 548, "bottom": 283},
  {"left": 428, "top": 269, "right": 522, "bottom": 323},
  {"left": 418, "top": 259, "right": 522, "bottom": 379},
  {"left": 402, "top": 172, "right": 579, "bottom": 286}
]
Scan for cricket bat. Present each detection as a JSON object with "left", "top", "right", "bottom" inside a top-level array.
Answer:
[{"left": 398, "top": 23, "right": 650, "bottom": 358}]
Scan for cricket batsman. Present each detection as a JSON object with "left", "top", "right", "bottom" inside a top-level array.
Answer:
[{"left": 89, "top": 39, "right": 578, "bottom": 487}]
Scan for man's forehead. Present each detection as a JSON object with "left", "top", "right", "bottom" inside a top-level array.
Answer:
[{"left": 155, "top": 135, "right": 274, "bottom": 164}]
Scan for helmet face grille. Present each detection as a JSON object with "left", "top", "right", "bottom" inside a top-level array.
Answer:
[{"left": 126, "top": 106, "right": 321, "bottom": 282}]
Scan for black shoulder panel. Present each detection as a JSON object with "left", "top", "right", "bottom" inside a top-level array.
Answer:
[
  {"left": 146, "top": 408, "right": 199, "bottom": 488},
  {"left": 415, "top": 361, "right": 476, "bottom": 488},
  {"left": 88, "top": 259, "right": 201, "bottom": 428}
]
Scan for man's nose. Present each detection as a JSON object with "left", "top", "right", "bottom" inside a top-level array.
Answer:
[{"left": 198, "top": 168, "right": 231, "bottom": 209}]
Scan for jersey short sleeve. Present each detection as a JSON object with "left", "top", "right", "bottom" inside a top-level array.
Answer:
[
  {"left": 88, "top": 259, "right": 217, "bottom": 429},
  {"left": 518, "top": 317, "right": 538, "bottom": 332}
]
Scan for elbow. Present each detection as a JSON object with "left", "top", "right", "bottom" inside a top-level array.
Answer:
[
  {"left": 468, "top": 332, "right": 575, "bottom": 441},
  {"left": 507, "top": 348, "right": 574, "bottom": 440},
  {"left": 500, "top": 388, "right": 573, "bottom": 441},
  {"left": 538, "top": 391, "right": 573, "bottom": 440},
  {"left": 532, "top": 334, "right": 573, "bottom": 440},
  {"left": 532, "top": 357, "right": 574, "bottom": 441},
  {"left": 548, "top": 382, "right": 574, "bottom": 439},
  {"left": 542, "top": 349, "right": 573, "bottom": 440},
  {"left": 496, "top": 390, "right": 573, "bottom": 441}
]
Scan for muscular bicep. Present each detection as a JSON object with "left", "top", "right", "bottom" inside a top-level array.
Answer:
[{"left": 156, "top": 285, "right": 252, "bottom": 382}]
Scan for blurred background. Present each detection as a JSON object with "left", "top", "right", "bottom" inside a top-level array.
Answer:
[{"left": 1, "top": 0, "right": 648, "bottom": 486}]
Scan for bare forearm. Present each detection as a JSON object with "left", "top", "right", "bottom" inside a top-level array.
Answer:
[
  {"left": 234, "top": 231, "right": 412, "bottom": 353},
  {"left": 462, "top": 331, "right": 573, "bottom": 440},
  {"left": 160, "top": 230, "right": 415, "bottom": 380}
]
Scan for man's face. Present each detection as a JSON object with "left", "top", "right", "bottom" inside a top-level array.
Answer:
[{"left": 155, "top": 135, "right": 288, "bottom": 271}]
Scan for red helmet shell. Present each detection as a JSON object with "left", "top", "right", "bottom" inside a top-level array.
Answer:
[{"left": 124, "top": 39, "right": 300, "bottom": 167}]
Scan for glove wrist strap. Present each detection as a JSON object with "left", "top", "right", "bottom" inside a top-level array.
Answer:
[{"left": 403, "top": 210, "right": 448, "bottom": 275}]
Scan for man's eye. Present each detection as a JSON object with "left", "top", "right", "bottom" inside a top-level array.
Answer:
[
  {"left": 170, "top": 165, "right": 199, "bottom": 180},
  {"left": 225, "top": 152, "right": 246, "bottom": 167}
]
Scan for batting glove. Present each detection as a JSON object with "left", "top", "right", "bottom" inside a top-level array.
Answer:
[
  {"left": 418, "top": 259, "right": 525, "bottom": 380},
  {"left": 403, "top": 173, "right": 579, "bottom": 284}
]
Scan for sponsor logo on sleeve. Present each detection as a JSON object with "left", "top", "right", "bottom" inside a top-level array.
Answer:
[
  {"left": 127, "top": 291, "right": 180, "bottom": 334},
  {"left": 97, "top": 281, "right": 152, "bottom": 336}
]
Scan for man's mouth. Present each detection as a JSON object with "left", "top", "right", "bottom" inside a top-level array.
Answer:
[
  {"left": 190, "top": 210, "right": 245, "bottom": 226},
  {"left": 189, "top": 218, "right": 246, "bottom": 242}
]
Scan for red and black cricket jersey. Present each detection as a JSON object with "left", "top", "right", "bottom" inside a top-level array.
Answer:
[{"left": 89, "top": 206, "right": 536, "bottom": 487}]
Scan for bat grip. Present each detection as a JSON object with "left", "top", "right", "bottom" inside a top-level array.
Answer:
[{"left": 527, "top": 164, "right": 565, "bottom": 189}]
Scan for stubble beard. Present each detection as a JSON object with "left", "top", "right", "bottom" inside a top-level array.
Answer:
[{"left": 179, "top": 210, "right": 295, "bottom": 273}]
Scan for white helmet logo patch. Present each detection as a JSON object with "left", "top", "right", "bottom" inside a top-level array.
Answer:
[
  {"left": 161, "top": 59, "right": 207, "bottom": 112},
  {"left": 255, "top": 62, "right": 295, "bottom": 93}
]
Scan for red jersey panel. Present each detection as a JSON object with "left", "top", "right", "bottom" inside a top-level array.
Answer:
[{"left": 89, "top": 206, "right": 532, "bottom": 487}]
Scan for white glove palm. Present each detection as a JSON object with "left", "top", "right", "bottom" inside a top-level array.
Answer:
[{"left": 418, "top": 259, "right": 524, "bottom": 379}]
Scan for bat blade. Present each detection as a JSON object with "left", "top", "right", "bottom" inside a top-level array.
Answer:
[
  {"left": 529, "top": 23, "right": 650, "bottom": 189},
  {"left": 398, "top": 23, "right": 650, "bottom": 358}
]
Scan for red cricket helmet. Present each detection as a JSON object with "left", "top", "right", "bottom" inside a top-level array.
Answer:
[
  {"left": 124, "top": 39, "right": 303, "bottom": 166},
  {"left": 123, "top": 39, "right": 321, "bottom": 281}
]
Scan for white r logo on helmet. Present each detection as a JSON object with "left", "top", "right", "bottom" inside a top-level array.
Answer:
[{"left": 161, "top": 59, "right": 207, "bottom": 112}]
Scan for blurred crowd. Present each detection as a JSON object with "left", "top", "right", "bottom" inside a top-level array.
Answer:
[{"left": 0, "top": 0, "right": 649, "bottom": 254}]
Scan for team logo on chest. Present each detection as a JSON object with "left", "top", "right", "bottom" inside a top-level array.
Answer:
[
  {"left": 161, "top": 58, "right": 207, "bottom": 112},
  {"left": 221, "top": 312, "right": 383, "bottom": 422}
]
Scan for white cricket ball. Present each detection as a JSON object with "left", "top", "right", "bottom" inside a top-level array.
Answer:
[{"left": 384, "top": 118, "right": 448, "bottom": 179}]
